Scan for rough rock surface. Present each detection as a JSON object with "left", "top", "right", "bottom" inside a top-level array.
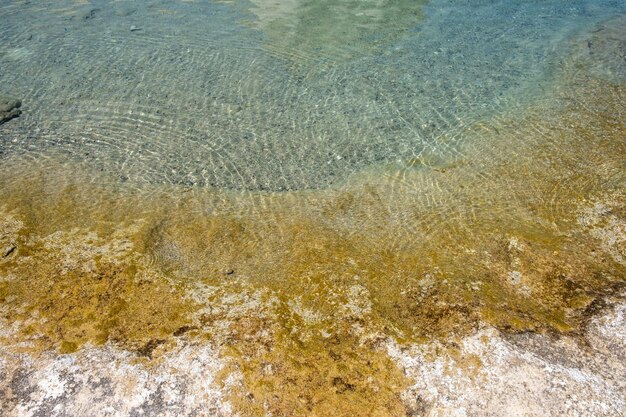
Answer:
[
  {"left": 0, "top": 342, "right": 234, "bottom": 417},
  {"left": 388, "top": 302, "right": 626, "bottom": 416},
  {"left": 0, "top": 304, "right": 624, "bottom": 417}
]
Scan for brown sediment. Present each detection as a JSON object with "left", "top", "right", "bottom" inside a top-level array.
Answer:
[{"left": 0, "top": 18, "right": 625, "bottom": 416}]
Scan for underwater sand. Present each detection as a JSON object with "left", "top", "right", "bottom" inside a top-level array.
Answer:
[{"left": 0, "top": 1, "right": 625, "bottom": 416}]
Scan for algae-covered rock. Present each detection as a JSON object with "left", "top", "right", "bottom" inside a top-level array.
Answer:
[{"left": 0, "top": 94, "right": 21, "bottom": 125}]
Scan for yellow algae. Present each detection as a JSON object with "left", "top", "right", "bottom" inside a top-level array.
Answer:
[
  {"left": 224, "top": 330, "right": 410, "bottom": 416},
  {"left": 0, "top": 218, "right": 197, "bottom": 355}
]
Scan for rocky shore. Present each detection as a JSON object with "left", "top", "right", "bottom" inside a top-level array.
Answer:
[{"left": 0, "top": 5, "right": 624, "bottom": 417}]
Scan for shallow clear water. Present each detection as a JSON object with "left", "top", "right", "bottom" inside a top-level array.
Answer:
[
  {"left": 1, "top": 0, "right": 624, "bottom": 191},
  {"left": 0, "top": 1, "right": 625, "bottom": 415}
]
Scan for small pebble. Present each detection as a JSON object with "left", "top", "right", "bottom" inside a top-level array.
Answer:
[
  {"left": 508, "top": 271, "right": 523, "bottom": 285},
  {"left": 223, "top": 269, "right": 234, "bottom": 275},
  {"left": 2, "top": 244, "right": 16, "bottom": 257}
]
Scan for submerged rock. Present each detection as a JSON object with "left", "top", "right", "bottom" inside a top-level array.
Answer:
[
  {"left": 80, "top": 8, "right": 100, "bottom": 21},
  {"left": 0, "top": 95, "right": 21, "bottom": 125}
]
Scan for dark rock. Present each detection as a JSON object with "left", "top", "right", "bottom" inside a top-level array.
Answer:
[
  {"left": 0, "top": 95, "right": 21, "bottom": 125},
  {"left": 136, "top": 339, "right": 166, "bottom": 359}
]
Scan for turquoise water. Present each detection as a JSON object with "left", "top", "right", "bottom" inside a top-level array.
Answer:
[{"left": 0, "top": 0, "right": 624, "bottom": 191}]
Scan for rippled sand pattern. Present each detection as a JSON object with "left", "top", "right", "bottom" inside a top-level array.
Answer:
[{"left": 0, "top": 1, "right": 625, "bottom": 416}]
